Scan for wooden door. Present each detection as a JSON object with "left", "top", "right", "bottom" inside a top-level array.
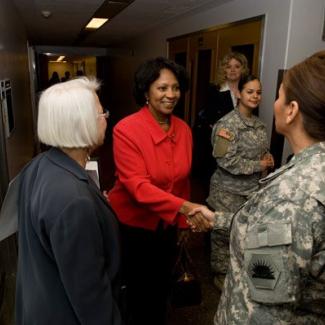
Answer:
[{"left": 169, "top": 37, "right": 191, "bottom": 121}]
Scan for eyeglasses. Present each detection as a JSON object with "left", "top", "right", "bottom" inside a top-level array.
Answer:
[{"left": 98, "top": 109, "right": 110, "bottom": 119}]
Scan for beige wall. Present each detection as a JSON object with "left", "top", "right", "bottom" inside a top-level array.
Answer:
[
  {"left": 0, "top": 0, "right": 34, "bottom": 180},
  {"left": 48, "top": 62, "right": 74, "bottom": 80},
  {"left": 48, "top": 56, "right": 97, "bottom": 80},
  {"left": 84, "top": 57, "right": 97, "bottom": 77}
]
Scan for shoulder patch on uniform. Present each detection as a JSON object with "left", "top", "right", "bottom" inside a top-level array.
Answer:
[
  {"left": 217, "top": 128, "right": 234, "bottom": 141},
  {"left": 212, "top": 127, "right": 233, "bottom": 157}
]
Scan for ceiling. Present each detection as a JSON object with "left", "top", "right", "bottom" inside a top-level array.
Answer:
[{"left": 12, "top": 0, "right": 229, "bottom": 48}]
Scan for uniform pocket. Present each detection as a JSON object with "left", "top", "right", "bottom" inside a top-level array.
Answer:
[{"left": 244, "top": 222, "right": 295, "bottom": 304}]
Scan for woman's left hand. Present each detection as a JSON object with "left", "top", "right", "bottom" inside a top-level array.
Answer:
[{"left": 262, "top": 152, "right": 274, "bottom": 169}]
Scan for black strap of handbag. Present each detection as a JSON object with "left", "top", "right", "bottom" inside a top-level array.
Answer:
[{"left": 173, "top": 242, "right": 196, "bottom": 277}]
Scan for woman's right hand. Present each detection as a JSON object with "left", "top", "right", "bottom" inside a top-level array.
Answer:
[
  {"left": 179, "top": 201, "right": 212, "bottom": 232},
  {"left": 188, "top": 206, "right": 215, "bottom": 228}
]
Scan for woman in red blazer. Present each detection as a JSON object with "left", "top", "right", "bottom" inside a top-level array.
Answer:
[{"left": 109, "top": 57, "right": 208, "bottom": 325}]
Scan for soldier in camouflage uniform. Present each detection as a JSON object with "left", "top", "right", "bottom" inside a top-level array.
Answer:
[
  {"left": 190, "top": 51, "right": 325, "bottom": 324},
  {"left": 207, "top": 75, "right": 273, "bottom": 289}
]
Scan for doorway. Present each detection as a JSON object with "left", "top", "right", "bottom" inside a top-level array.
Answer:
[
  {"left": 168, "top": 16, "right": 265, "bottom": 199},
  {"left": 168, "top": 16, "right": 264, "bottom": 126}
]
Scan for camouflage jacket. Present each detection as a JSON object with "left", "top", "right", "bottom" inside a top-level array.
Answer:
[
  {"left": 211, "top": 108, "right": 269, "bottom": 195},
  {"left": 214, "top": 142, "right": 325, "bottom": 324}
]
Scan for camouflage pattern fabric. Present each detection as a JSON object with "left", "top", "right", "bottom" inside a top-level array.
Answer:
[
  {"left": 207, "top": 107, "right": 269, "bottom": 199},
  {"left": 207, "top": 108, "right": 269, "bottom": 276},
  {"left": 214, "top": 142, "right": 325, "bottom": 324},
  {"left": 209, "top": 189, "right": 246, "bottom": 275}
]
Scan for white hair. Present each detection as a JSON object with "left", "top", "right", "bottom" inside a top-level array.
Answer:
[{"left": 37, "top": 77, "right": 101, "bottom": 148}]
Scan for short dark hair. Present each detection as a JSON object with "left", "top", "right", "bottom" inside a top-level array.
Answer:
[
  {"left": 283, "top": 51, "right": 325, "bottom": 140},
  {"left": 133, "top": 57, "right": 189, "bottom": 106},
  {"left": 238, "top": 74, "right": 260, "bottom": 92}
]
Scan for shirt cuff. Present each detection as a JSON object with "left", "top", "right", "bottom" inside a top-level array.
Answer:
[{"left": 213, "top": 211, "right": 234, "bottom": 231}]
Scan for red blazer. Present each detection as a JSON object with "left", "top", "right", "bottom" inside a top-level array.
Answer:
[{"left": 108, "top": 106, "right": 192, "bottom": 230}]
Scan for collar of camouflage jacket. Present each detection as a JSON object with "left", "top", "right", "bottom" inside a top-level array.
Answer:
[
  {"left": 260, "top": 141, "right": 325, "bottom": 185},
  {"left": 234, "top": 107, "right": 263, "bottom": 129}
]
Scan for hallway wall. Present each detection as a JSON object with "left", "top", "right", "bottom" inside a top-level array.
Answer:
[
  {"left": 0, "top": 0, "right": 34, "bottom": 180},
  {"left": 0, "top": 1, "right": 34, "bottom": 323},
  {"left": 281, "top": 0, "right": 325, "bottom": 163}
]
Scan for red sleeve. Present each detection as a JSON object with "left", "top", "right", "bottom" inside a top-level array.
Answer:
[{"left": 113, "top": 124, "right": 186, "bottom": 225}]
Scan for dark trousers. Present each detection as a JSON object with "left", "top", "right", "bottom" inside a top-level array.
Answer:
[{"left": 120, "top": 222, "right": 178, "bottom": 325}]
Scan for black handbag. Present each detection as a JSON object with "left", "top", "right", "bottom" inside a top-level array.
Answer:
[{"left": 171, "top": 242, "right": 202, "bottom": 308}]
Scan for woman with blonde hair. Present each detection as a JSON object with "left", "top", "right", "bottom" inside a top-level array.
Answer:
[
  {"left": 197, "top": 52, "right": 249, "bottom": 128},
  {"left": 215, "top": 52, "right": 249, "bottom": 108}
]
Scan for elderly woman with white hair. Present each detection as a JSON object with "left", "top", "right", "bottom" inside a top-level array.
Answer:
[{"left": 15, "top": 78, "right": 122, "bottom": 325}]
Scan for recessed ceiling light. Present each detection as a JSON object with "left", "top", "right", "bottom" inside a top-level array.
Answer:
[{"left": 85, "top": 18, "right": 109, "bottom": 29}]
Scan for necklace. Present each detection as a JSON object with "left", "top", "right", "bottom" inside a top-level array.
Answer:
[{"left": 158, "top": 119, "right": 169, "bottom": 125}]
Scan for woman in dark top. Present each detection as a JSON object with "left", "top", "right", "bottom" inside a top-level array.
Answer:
[
  {"left": 16, "top": 77, "right": 122, "bottom": 325},
  {"left": 193, "top": 52, "right": 249, "bottom": 181}
]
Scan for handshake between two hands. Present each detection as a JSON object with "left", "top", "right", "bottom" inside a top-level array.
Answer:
[{"left": 181, "top": 202, "right": 215, "bottom": 232}]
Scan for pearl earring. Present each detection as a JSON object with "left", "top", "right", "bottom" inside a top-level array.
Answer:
[{"left": 146, "top": 98, "right": 149, "bottom": 105}]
